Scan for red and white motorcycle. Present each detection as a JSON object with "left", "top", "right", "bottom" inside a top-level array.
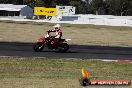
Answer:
[{"left": 33, "top": 33, "right": 71, "bottom": 53}]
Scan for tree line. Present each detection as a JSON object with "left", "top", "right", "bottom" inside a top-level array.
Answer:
[{"left": 0, "top": 0, "right": 132, "bottom": 16}]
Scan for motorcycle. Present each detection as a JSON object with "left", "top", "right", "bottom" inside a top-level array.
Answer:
[{"left": 33, "top": 35, "right": 71, "bottom": 53}]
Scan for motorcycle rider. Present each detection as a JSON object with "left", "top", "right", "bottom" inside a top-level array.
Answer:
[{"left": 45, "top": 24, "right": 62, "bottom": 47}]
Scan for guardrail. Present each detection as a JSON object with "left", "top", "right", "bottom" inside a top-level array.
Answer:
[{"left": 0, "top": 15, "right": 132, "bottom": 27}]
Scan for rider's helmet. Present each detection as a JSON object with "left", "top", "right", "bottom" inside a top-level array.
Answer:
[{"left": 53, "top": 24, "right": 60, "bottom": 31}]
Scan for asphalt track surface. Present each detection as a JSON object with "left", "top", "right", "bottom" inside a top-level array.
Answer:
[{"left": 0, "top": 42, "right": 132, "bottom": 60}]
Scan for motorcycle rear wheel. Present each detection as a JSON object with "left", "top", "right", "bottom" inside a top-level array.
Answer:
[{"left": 33, "top": 42, "right": 44, "bottom": 52}]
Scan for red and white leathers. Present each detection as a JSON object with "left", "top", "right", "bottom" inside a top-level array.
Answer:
[
  {"left": 45, "top": 28, "right": 62, "bottom": 38},
  {"left": 45, "top": 24, "right": 62, "bottom": 39},
  {"left": 45, "top": 24, "right": 62, "bottom": 45},
  {"left": 51, "top": 28, "right": 62, "bottom": 38}
]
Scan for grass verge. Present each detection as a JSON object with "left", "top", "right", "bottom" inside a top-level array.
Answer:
[
  {"left": 0, "top": 21, "right": 132, "bottom": 47},
  {"left": 0, "top": 57, "right": 131, "bottom": 88}
]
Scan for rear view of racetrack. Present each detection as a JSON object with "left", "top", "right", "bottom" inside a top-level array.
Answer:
[{"left": 0, "top": 42, "right": 132, "bottom": 60}]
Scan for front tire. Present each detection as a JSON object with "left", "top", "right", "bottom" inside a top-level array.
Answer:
[
  {"left": 58, "top": 43, "right": 69, "bottom": 53},
  {"left": 33, "top": 42, "right": 44, "bottom": 52}
]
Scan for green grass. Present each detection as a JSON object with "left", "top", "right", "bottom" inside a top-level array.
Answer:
[
  {"left": 1, "top": 21, "right": 132, "bottom": 46},
  {"left": 0, "top": 57, "right": 131, "bottom": 88},
  {"left": 0, "top": 21, "right": 132, "bottom": 88}
]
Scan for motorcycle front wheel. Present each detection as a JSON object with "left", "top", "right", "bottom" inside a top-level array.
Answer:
[
  {"left": 33, "top": 42, "right": 44, "bottom": 52},
  {"left": 58, "top": 43, "right": 69, "bottom": 53}
]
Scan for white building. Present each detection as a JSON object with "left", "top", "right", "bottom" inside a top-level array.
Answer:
[{"left": 0, "top": 4, "right": 33, "bottom": 19}]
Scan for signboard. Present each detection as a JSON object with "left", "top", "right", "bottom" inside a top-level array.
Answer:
[
  {"left": 56, "top": 6, "right": 75, "bottom": 16},
  {"left": 34, "top": 7, "right": 56, "bottom": 16}
]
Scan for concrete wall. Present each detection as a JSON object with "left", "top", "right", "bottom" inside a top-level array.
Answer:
[
  {"left": 59, "top": 14, "right": 132, "bottom": 27},
  {"left": 0, "top": 14, "right": 132, "bottom": 27}
]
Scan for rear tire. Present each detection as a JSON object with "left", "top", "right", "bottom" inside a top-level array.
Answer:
[{"left": 33, "top": 42, "right": 44, "bottom": 52}]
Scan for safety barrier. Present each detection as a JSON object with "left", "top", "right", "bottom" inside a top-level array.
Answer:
[{"left": 0, "top": 15, "right": 132, "bottom": 27}]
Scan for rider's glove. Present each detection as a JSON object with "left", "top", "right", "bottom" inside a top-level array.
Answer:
[{"left": 47, "top": 30, "right": 52, "bottom": 33}]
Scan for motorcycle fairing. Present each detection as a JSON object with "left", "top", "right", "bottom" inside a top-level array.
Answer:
[{"left": 37, "top": 38, "right": 45, "bottom": 42}]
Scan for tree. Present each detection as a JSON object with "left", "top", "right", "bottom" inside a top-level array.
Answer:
[
  {"left": 90, "top": 0, "right": 105, "bottom": 15},
  {"left": 127, "top": 0, "right": 132, "bottom": 16},
  {"left": 105, "top": 0, "right": 131, "bottom": 16},
  {"left": 1, "top": 0, "right": 132, "bottom": 15},
  {"left": 0, "top": 0, "right": 9, "bottom": 3}
]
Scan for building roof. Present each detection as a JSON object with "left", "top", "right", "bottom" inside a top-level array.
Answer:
[{"left": 0, "top": 4, "right": 27, "bottom": 11}]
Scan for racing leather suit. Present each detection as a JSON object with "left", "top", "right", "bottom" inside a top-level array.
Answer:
[{"left": 46, "top": 28, "right": 62, "bottom": 46}]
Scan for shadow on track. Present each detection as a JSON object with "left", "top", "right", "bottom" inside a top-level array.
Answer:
[{"left": 0, "top": 41, "right": 132, "bottom": 60}]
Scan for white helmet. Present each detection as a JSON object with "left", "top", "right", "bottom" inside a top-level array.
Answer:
[{"left": 53, "top": 24, "right": 60, "bottom": 29}]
